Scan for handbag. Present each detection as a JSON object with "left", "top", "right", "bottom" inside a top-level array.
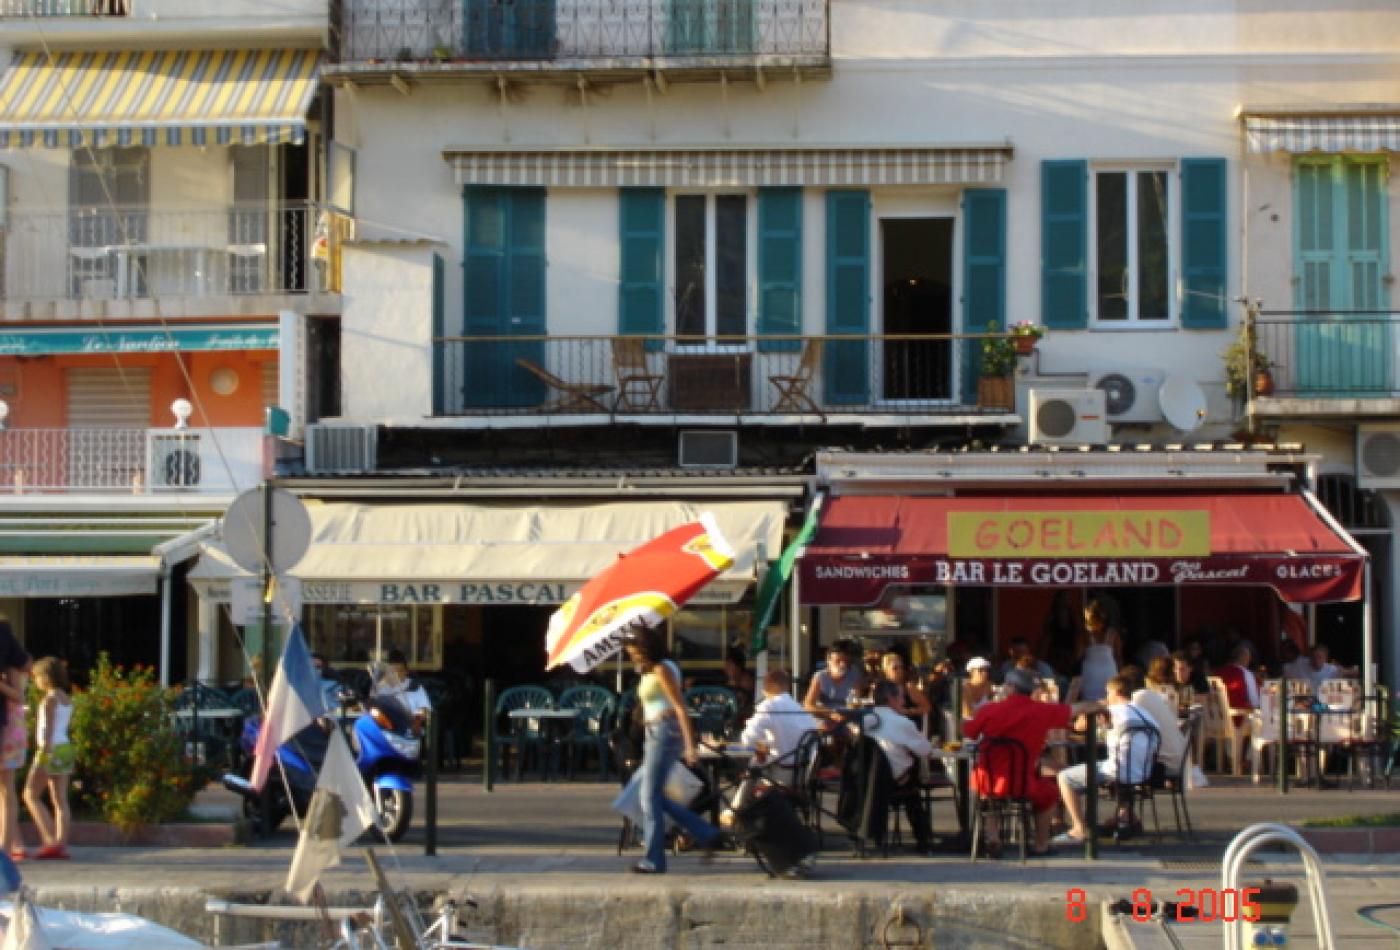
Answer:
[{"left": 610, "top": 761, "right": 705, "bottom": 827}]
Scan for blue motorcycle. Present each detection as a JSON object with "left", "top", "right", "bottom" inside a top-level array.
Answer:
[{"left": 223, "top": 694, "right": 421, "bottom": 842}]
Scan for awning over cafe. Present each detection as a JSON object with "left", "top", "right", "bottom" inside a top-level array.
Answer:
[
  {"left": 798, "top": 493, "right": 1365, "bottom": 606},
  {"left": 0, "top": 555, "right": 159, "bottom": 597},
  {"left": 190, "top": 499, "right": 789, "bottom": 606}
]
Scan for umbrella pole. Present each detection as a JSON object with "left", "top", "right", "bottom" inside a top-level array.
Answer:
[{"left": 616, "top": 650, "right": 623, "bottom": 692}]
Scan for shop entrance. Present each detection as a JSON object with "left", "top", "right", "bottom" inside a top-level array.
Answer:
[
  {"left": 479, "top": 604, "right": 555, "bottom": 690},
  {"left": 880, "top": 217, "right": 953, "bottom": 401}
]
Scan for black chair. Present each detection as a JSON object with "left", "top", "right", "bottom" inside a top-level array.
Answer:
[
  {"left": 1102, "top": 722, "right": 1162, "bottom": 843},
  {"left": 969, "top": 736, "right": 1035, "bottom": 863},
  {"left": 765, "top": 729, "right": 830, "bottom": 843},
  {"left": 1152, "top": 712, "right": 1197, "bottom": 841}
]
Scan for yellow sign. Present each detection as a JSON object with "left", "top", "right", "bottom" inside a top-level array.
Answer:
[{"left": 947, "top": 510, "right": 1211, "bottom": 558}]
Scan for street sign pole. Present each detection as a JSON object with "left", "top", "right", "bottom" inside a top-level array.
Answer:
[{"left": 261, "top": 480, "right": 274, "bottom": 690}]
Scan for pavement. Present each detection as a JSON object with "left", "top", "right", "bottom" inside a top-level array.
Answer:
[{"left": 14, "top": 773, "right": 1400, "bottom": 948}]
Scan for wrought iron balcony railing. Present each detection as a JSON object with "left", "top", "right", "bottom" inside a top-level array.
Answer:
[
  {"left": 0, "top": 426, "right": 264, "bottom": 493},
  {"left": 0, "top": 0, "right": 128, "bottom": 15},
  {"left": 1253, "top": 311, "right": 1400, "bottom": 399},
  {"left": 433, "top": 332, "right": 1017, "bottom": 418},
  {"left": 337, "top": 0, "right": 829, "bottom": 64},
  {"left": 1, "top": 201, "right": 330, "bottom": 302}
]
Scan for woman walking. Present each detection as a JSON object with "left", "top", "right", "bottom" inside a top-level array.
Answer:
[
  {"left": 0, "top": 620, "right": 31, "bottom": 863},
  {"left": 624, "top": 625, "right": 720, "bottom": 874},
  {"left": 24, "top": 657, "right": 74, "bottom": 860}
]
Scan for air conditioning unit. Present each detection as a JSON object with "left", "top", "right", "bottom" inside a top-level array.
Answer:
[
  {"left": 306, "top": 422, "right": 377, "bottom": 474},
  {"left": 149, "top": 433, "right": 202, "bottom": 490},
  {"left": 1091, "top": 368, "right": 1166, "bottom": 424},
  {"left": 1029, "top": 388, "right": 1109, "bottom": 446},
  {"left": 1357, "top": 425, "right": 1400, "bottom": 489},
  {"left": 679, "top": 430, "right": 738, "bottom": 469}
]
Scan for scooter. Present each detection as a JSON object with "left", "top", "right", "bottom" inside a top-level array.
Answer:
[{"left": 222, "top": 691, "right": 421, "bottom": 842}]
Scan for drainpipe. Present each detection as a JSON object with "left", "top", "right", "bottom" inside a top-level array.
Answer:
[{"left": 159, "top": 561, "right": 172, "bottom": 687}]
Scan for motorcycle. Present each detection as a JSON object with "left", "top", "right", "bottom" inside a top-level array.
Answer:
[{"left": 222, "top": 689, "right": 421, "bottom": 842}]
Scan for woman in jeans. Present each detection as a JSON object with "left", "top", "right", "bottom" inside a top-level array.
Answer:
[{"left": 624, "top": 625, "right": 720, "bottom": 874}]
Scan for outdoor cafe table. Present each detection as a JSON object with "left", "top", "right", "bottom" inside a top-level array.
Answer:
[{"left": 695, "top": 743, "right": 757, "bottom": 825}]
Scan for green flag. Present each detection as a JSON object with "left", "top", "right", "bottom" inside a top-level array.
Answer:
[{"left": 751, "top": 505, "right": 821, "bottom": 653}]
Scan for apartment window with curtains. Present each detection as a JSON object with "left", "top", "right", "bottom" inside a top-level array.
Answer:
[
  {"left": 674, "top": 193, "right": 749, "bottom": 341},
  {"left": 1093, "top": 167, "right": 1172, "bottom": 324}
]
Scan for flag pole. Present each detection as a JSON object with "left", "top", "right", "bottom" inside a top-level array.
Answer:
[{"left": 754, "top": 541, "right": 769, "bottom": 682}]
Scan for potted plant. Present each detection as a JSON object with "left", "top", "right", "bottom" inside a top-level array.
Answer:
[
  {"left": 1223, "top": 326, "right": 1273, "bottom": 403},
  {"left": 978, "top": 321, "right": 1017, "bottom": 408},
  {"left": 1008, "top": 320, "right": 1046, "bottom": 355}
]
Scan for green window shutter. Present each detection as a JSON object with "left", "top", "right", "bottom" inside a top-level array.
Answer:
[
  {"left": 1294, "top": 159, "right": 1335, "bottom": 310},
  {"left": 758, "top": 187, "right": 802, "bottom": 353},
  {"left": 1180, "top": 157, "right": 1228, "bottom": 329},
  {"left": 961, "top": 188, "right": 1006, "bottom": 404},
  {"left": 1343, "top": 159, "right": 1388, "bottom": 310},
  {"left": 464, "top": 186, "right": 505, "bottom": 336},
  {"left": 432, "top": 252, "right": 445, "bottom": 416},
  {"left": 618, "top": 188, "right": 665, "bottom": 343},
  {"left": 825, "top": 189, "right": 869, "bottom": 405},
  {"left": 1041, "top": 160, "right": 1087, "bottom": 329}
]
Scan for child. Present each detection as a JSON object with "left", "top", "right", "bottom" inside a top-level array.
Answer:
[{"left": 23, "top": 657, "right": 73, "bottom": 860}]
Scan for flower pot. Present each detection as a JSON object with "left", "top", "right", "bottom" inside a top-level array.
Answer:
[
  {"left": 1013, "top": 335, "right": 1037, "bottom": 356},
  {"left": 1253, "top": 368, "right": 1274, "bottom": 397},
  {"left": 978, "top": 375, "right": 1014, "bottom": 409}
]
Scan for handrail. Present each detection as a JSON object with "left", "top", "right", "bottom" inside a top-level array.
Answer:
[{"left": 1220, "top": 822, "right": 1335, "bottom": 950}]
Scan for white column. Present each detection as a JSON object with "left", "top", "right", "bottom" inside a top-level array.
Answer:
[{"left": 197, "top": 595, "right": 219, "bottom": 683}]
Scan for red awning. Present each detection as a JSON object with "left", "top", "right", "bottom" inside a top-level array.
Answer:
[{"left": 798, "top": 493, "right": 1365, "bottom": 605}]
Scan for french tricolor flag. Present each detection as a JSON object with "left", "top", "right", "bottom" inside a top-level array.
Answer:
[{"left": 250, "top": 625, "right": 326, "bottom": 793}]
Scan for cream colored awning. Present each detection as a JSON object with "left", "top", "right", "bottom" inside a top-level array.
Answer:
[
  {"left": 1241, "top": 108, "right": 1400, "bottom": 154},
  {"left": 190, "top": 500, "right": 788, "bottom": 606},
  {"left": 0, "top": 555, "right": 159, "bottom": 597}
]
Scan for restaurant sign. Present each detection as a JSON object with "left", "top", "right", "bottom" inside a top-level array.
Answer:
[
  {"left": 200, "top": 577, "right": 746, "bottom": 606},
  {"left": 798, "top": 554, "right": 1363, "bottom": 606},
  {"left": 947, "top": 510, "right": 1211, "bottom": 558}
]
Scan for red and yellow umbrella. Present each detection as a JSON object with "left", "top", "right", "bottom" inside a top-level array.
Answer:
[{"left": 545, "top": 514, "right": 735, "bottom": 672}]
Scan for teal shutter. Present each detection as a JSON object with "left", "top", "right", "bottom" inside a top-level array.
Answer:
[
  {"left": 1041, "top": 160, "right": 1088, "bottom": 329},
  {"left": 961, "top": 188, "right": 1006, "bottom": 404},
  {"left": 432, "top": 253, "right": 445, "bottom": 416},
  {"left": 1343, "top": 160, "right": 1388, "bottom": 310},
  {"left": 618, "top": 188, "right": 664, "bottom": 347},
  {"left": 758, "top": 187, "right": 802, "bottom": 353},
  {"left": 463, "top": 186, "right": 546, "bottom": 408},
  {"left": 1180, "top": 157, "right": 1228, "bottom": 328},
  {"left": 1295, "top": 160, "right": 1335, "bottom": 311},
  {"left": 824, "top": 189, "right": 869, "bottom": 405}
]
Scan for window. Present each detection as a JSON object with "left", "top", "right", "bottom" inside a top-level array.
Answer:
[
  {"left": 305, "top": 603, "right": 443, "bottom": 670},
  {"left": 68, "top": 147, "right": 149, "bottom": 296},
  {"left": 674, "top": 193, "right": 749, "bottom": 340},
  {"left": 667, "top": 605, "right": 752, "bottom": 665},
  {"left": 1092, "top": 168, "right": 1171, "bottom": 324}
]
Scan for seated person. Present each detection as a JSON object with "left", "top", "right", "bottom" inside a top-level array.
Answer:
[
  {"left": 1280, "top": 641, "right": 1310, "bottom": 683},
  {"left": 1121, "top": 665, "right": 1186, "bottom": 776},
  {"left": 879, "top": 650, "right": 932, "bottom": 722},
  {"left": 1217, "top": 643, "right": 1260, "bottom": 712},
  {"left": 961, "top": 658, "right": 995, "bottom": 719},
  {"left": 724, "top": 647, "right": 757, "bottom": 720},
  {"left": 803, "top": 640, "right": 866, "bottom": 719},
  {"left": 863, "top": 679, "right": 935, "bottom": 853},
  {"left": 1053, "top": 675, "right": 1155, "bottom": 845},
  {"left": 310, "top": 652, "right": 345, "bottom": 713},
  {"left": 1296, "top": 644, "right": 1343, "bottom": 693},
  {"left": 962, "top": 668, "right": 1086, "bottom": 856},
  {"left": 740, "top": 670, "right": 819, "bottom": 785},
  {"left": 996, "top": 638, "right": 1054, "bottom": 682},
  {"left": 382, "top": 649, "right": 433, "bottom": 722}
]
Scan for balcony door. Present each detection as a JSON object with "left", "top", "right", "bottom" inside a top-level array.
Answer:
[
  {"left": 879, "top": 217, "right": 953, "bottom": 402},
  {"left": 668, "top": 0, "right": 753, "bottom": 54},
  {"left": 464, "top": 0, "right": 556, "bottom": 58},
  {"left": 65, "top": 367, "right": 149, "bottom": 490},
  {"left": 68, "top": 147, "right": 148, "bottom": 298},
  {"left": 1294, "top": 157, "right": 1390, "bottom": 394}
]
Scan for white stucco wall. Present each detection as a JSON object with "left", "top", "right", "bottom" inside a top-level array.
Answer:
[{"left": 339, "top": 243, "right": 438, "bottom": 422}]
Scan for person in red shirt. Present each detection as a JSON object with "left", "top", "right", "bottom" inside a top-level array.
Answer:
[
  {"left": 962, "top": 668, "right": 1095, "bottom": 855},
  {"left": 1216, "top": 643, "right": 1259, "bottom": 713}
]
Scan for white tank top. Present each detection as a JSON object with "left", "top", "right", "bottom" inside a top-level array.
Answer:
[{"left": 40, "top": 698, "right": 72, "bottom": 747}]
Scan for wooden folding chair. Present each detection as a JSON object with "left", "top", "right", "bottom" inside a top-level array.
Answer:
[
  {"left": 611, "top": 338, "right": 664, "bottom": 411},
  {"left": 514, "top": 357, "right": 614, "bottom": 412},
  {"left": 767, "top": 339, "right": 825, "bottom": 418}
]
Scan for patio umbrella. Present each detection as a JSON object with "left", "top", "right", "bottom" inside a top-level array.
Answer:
[{"left": 545, "top": 513, "right": 735, "bottom": 673}]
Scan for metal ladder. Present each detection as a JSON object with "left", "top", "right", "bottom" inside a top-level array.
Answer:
[{"left": 1221, "top": 822, "right": 1336, "bottom": 950}]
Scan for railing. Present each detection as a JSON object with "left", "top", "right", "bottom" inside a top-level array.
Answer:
[
  {"left": 1254, "top": 311, "right": 1400, "bottom": 399},
  {"left": 0, "top": 0, "right": 128, "bottom": 15},
  {"left": 0, "top": 426, "right": 264, "bottom": 493},
  {"left": 0, "top": 201, "right": 330, "bottom": 302},
  {"left": 338, "top": 0, "right": 829, "bottom": 63},
  {"left": 434, "top": 332, "right": 1014, "bottom": 418}
]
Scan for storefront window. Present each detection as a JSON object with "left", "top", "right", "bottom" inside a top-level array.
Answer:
[
  {"left": 668, "top": 605, "right": 752, "bottom": 665},
  {"left": 306, "top": 604, "right": 443, "bottom": 670},
  {"left": 837, "top": 586, "right": 948, "bottom": 663}
]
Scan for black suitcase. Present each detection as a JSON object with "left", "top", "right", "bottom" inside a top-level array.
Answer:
[{"left": 733, "top": 790, "right": 818, "bottom": 877}]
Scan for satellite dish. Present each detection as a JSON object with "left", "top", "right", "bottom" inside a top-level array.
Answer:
[
  {"left": 222, "top": 487, "right": 312, "bottom": 575},
  {"left": 1160, "top": 374, "right": 1208, "bottom": 432}
]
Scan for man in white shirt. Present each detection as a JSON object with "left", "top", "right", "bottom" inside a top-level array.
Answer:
[
  {"left": 1298, "top": 645, "right": 1342, "bottom": 693},
  {"left": 1126, "top": 671, "right": 1186, "bottom": 774},
  {"left": 862, "top": 679, "right": 935, "bottom": 852},
  {"left": 1054, "top": 675, "right": 1155, "bottom": 845},
  {"left": 740, "top": 670, "right": 819, "bottom": 784}
]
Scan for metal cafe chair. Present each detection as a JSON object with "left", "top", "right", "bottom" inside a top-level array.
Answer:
[
  {"left": 968, "top": 736, "right": 1035, "bottom": 863},
  {"left": 1100, "top": 723, "right": 1162, "bottom": 843}
]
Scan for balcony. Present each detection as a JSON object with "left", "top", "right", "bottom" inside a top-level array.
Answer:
[
  {"left": 0, "top": 0, "right": 127, "bottom": 15},
  {"left": 433, "top": 333, "right": 1019, "bottom": 424},
  {"left": 1252, "top": 310, "right": 1400, "bottom": 417},
  {"left": 0, "top": 426, "right": 264, "bottom": 494},
  {"left": 331, "top": 0, "right": 830, "bottom": 85},
  {"left": 0, "top": 202, "right": 342, "bottom": 319}
]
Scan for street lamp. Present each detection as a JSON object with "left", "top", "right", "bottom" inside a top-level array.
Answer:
[{"left": 171, "top": 398, "right": 193, "bottom": 429}]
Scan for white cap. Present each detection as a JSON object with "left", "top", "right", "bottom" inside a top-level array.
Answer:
[{"left": 966, "top": 657, "right": 991, "bottom": 672}]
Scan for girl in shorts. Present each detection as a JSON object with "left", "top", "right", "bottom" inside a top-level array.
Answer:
[{"left": 24, "top": 657, "right": 73, "bottom": 860}]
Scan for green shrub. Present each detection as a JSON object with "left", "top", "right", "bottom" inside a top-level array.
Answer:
[{"left": 69, "top": 654, "right": 206, "bottom": 833}]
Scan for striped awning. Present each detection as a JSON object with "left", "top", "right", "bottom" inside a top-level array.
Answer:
[
  {"left": 445, "top": 145, "right": 1012, "bottom": 187},
  {"left": 0, "top": 48, "right": 321, "bottom": 149},
  {"left": 1243, "top": 112, "right": 1400, "bottom": 154}
]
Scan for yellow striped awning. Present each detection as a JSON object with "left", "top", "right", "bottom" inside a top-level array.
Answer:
[{"left": 0, "top": 48, "right": 321, "bottom": 149}]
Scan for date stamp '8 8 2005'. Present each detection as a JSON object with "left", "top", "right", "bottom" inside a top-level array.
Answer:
[{"left": 1066, "top": 887, "right": 1262, "bottom": 923}]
